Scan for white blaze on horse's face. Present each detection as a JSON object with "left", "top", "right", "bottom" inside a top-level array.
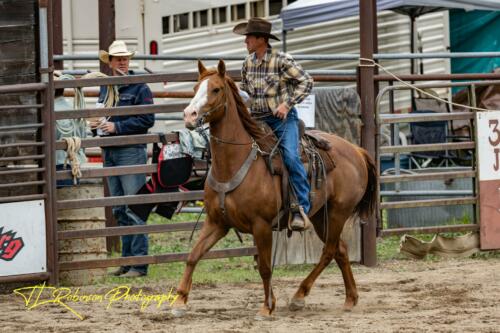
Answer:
[{"left": 184, "top": 79, "right": 209, "bottom": 129}]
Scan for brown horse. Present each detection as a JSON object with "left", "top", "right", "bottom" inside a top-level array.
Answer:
[{"left": 172, "top": 59, "right": 376, "bottom": 319}]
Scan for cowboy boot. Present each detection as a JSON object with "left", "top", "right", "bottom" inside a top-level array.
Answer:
[
  {"left": 108, "top": 266, "right": 129, "bottom": 276},
  {"left": 290, "top": 206, "right": 312, "bottom": 231}
]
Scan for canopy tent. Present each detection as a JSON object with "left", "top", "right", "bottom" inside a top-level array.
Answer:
[
  {"left": 280, "top": 0, "right": 500, "bottom": 76},
  {"left": 280, "top": 0, "right": 500, "bottom": 31}
]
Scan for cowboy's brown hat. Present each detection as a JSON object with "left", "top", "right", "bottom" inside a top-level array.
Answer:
[
  {"left": 98, "top": 40, "right": 136, "bottom": 64},
  {"left": 233, "top": 17, "right": 280, "bottom": 41}
]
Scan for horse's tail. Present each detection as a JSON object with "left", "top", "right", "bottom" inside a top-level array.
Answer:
[{"left": 355, "top": 148, "right": 377, "bottom": 220}]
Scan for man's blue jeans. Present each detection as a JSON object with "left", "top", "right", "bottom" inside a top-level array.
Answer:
[
  {"left": 103, "top": 146, "right": 148, "bottom": 275},
  {"left": 263, "top": 108, "right": 311, "bottom": 214}
]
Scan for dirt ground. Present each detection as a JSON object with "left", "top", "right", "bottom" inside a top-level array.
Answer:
[{"left": 2, "top": 258, "right": 499, "bottom": 333}]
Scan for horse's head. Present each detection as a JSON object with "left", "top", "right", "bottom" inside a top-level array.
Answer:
[{"left": 184, "top": 60, "right": 227, "bottom": 129}]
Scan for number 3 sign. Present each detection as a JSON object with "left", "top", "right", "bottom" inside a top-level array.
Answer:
[{"left": 476, "top": 112, "right": 500, "bottom": 250}]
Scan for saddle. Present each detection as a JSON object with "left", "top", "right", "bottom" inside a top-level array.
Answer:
[{"left": 256, "top": 121, "right": 336, "bottom": 231}]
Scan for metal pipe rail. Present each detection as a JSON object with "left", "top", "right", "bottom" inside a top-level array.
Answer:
[
  {"left": 54, "top": 51, "right": 500, "bottom": 61},
  {"left": 0, "top": 142, "right": 45, "bottom": 149},
  {"left": 56, "top": 159, "right": 207, "bottom": 180},
  {"left": 380, "top": 170, "right": 476, "bottom": 184},
  {"left": 0, "top": 154, "right": 46, "bottom": 163},
  {"left": 54, "top": 103, "right": 188, "bottom": 120},
  {"left": 54, "top": 70, "right": 500, "bottom": 87},
  {"left": 0, "top": 123, "right": 44, "bottom": 131},
  {"left": 59, "top": 247, "right": 258, "bottom": 271},
  {"left": 56, "top": 164, "right": 155, "bottom": 180},
  {"left": 380, "top": 112, "right": 475, "bottom": 124},
  {"left": 380, "top": 142, "right": 475, "bottom": 154},
  {"left": 59, "top": 221, "right": 204, "bottom": 240},
  {"left": 0, "top": 167, "right": 46, "bottom": 176},
  {"left": 0, "top": 104, "right": 44, "bottom": 110},
  {"left": 380, "top": 224, "right": 479, "bottom": 237},
  {"left": 55, "top": 133, "right": 178, "bottom": 150},
  {"left": 381, "top": 190, "right": 473, "bottom": 197},
  {"left": 58, "top": 190, "right": 204, "bottom": 210},
  {"left": 381, "top": 197, "right": 477, "bottom": 210},
  {"left": 0, "top": 82, "right": 46, "bottom": 93}
]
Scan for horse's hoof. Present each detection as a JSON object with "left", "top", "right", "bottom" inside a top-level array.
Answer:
[
  {"left": 171, "top": 305, "right": 187, "bottom": 318},
  {"left": 342, "top": 300, "right": 356, "bottom": 312},
  {"left": 254, "top": 313, "right": 273, "bottom": 321},
  {"left": 289, "top": 298, "right": 305, "bottom": 311}
]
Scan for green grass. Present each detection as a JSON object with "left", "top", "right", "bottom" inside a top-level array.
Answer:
[{"left": 97, "top": 211, "right": 499, "bottom": 287}]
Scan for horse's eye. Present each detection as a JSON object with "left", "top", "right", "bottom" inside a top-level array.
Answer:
[{"left": 213, "top": 88, "right": 220, "bottom": 94}]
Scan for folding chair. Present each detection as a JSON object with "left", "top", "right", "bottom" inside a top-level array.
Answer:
[{"left": 408, "top": 97, "right": 471, "bottom": 169}]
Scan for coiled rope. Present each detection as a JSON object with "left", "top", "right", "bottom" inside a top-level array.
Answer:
[
  {"left": 62, "top": 137, "right": 82, "bottom": 184},
  {"left": 55, "top": 72, "right": 119, "bottom": 184}
]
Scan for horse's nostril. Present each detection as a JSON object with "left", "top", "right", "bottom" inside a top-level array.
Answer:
[{"left": 191, "top": 111, "right": 198, "bottom": 117}]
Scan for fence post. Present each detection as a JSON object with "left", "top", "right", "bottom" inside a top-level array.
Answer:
[
  {"left": 359, "top": 0, "right": 377, "bottom": 267},
  {"left": 98, "top": 0, "right": 115, "bottom": 76}
]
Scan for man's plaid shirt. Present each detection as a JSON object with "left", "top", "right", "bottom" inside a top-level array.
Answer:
[{"left": 240, "top": 47, "right": 313, "bottom": 117}]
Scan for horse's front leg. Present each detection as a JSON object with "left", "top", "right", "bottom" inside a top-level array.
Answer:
[
  {"left": 252, "top": 218, "right": 276, "bottom": 320},
  {"left": 171, "top": 217, "right": 228, "bottom": 317}
]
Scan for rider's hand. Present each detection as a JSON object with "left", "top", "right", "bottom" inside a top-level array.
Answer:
[{"left": 275, "top": 103, "right": 290, "bottom": 120}]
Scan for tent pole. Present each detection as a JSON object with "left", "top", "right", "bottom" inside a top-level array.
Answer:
[
  {"left": 410, "top": 15, "right": 416, "bottom": 103},
  {"left": 282, "top": 29, "right": 287, "bottom": 52},
  {"left": 359, "top": 0, "right": 377, "bottom": 267},
  {"left": 411, "top": 16, "right": 416, "bottom": 74}
]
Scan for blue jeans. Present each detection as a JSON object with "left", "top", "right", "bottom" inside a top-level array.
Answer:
[
  {"left": 103, "top": 146, "right": 148, "bottom": 274},
  {"left": 263, "top": 108, "right": 311, "bottom": 214}
]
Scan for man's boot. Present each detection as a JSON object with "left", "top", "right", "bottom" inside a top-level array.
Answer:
[
  {"left": 109, "top": 266, "right": 129, "bottom": 276},
  {"left": 290, "top": 206, "right": 312, "bottom": 231}
]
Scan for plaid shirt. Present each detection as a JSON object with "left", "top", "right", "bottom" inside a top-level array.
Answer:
[{"left": 240, "top": 47, "right": 313, "bottom": 117}]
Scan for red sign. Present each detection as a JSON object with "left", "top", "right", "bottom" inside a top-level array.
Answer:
[{"left": 0, "top": 227, "right": 25, "bottom": 261}]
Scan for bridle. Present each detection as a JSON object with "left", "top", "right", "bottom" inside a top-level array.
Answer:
[{"left": 194, "top": 78, "right": 255, "bottom": 146}]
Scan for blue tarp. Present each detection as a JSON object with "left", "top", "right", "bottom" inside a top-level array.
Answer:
[
  {"left": 281, "top": 0, "right": 500, "bottom": 30},
  {"left": 450, "top": 9, "right": 500, "bottom": 75}
]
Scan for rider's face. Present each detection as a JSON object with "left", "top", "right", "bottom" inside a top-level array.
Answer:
[{"left": 245, "top": 35, "right": 266, "bottom": 54}]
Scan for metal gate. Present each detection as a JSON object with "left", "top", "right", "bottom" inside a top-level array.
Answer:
[{"left": 374, "top": 80, "right": 498, "bottom": 237}]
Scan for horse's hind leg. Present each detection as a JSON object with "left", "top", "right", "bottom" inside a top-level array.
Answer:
[
  {"left": 334, "top": 238, "right": 358, "bottom": 311},
  {"left": 290, "top": 210, "right": 356, "bottom": 312},
  {"left": 171, "top": 218, "right": 228, "bottom": 316},
  {"left": 289, "top": 238, "right": 337, "bottom": 311}
]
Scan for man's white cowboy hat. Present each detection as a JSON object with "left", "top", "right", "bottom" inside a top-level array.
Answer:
[{"left": 98, "top": 40, "right": 136, "bottom": 64}]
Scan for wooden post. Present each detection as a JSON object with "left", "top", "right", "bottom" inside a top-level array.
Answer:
[
  {"left": 98, "top": 0, "right": 118, "bottom": 252},
  {"left": 52, "top": 0, "right": 63, "bottom": 70},
  {"left": 359, "top": 0, "right": 377, "bottom": 267},
  {"left": 98, "top": 0, "right": 115, "bottom": 75},
  {"left": 104, "top": 179, "right": 120, "bottom": 253}
]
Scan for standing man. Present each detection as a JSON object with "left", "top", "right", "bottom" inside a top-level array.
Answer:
[
  {"left": 93, "top": 40, "right": 155, "bottom": 277},
  {"left": 233, "top": 18, "right": 314, "bottom": 231}
]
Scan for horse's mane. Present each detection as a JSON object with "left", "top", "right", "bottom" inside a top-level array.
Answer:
[{"left": 200, "top": 69, "right": 274, "bottom": 151}]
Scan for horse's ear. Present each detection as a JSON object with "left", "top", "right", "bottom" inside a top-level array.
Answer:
[
  {"left": 198, "top": 60, "right": 207, "bottom": 75},
  {"left": 217, "top": 59, "right": 226, "bottom": 78}
]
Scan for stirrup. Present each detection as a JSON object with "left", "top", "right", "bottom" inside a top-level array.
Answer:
[{"left": 288, "top": 206, "right": 312, "bottom": 231}]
